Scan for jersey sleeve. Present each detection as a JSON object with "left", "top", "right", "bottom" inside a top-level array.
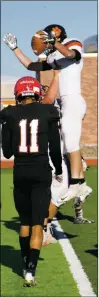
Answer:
[
  {"left": 0, "top": 105, "right": 12, "bottom": 124},
  {"left": 27, "top": 60, "right": 52, "bottom": 71},
  {"left": 2, "top": 122, "right": 13, "bottom": 159},
  {"left": 48, "top": 105, "right": 62, "bottom": 175},
  {"left": 64, "top": 39, "right": 83, "bottom": 60}
]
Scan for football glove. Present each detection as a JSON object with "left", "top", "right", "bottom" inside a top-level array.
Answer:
[
  {"left": 3, "top": 33, "right": 17, "bottom": 50},
  {"left": 55, "top": 174, "right": 63, "bottom": 183},
  {"left": 41, "top": 31, "right": 56, "bottom": 45},
  {"left": 52, "top": 174, "right": 63, "bottom": 187}
]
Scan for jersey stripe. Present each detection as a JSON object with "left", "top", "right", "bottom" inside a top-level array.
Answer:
[{"left": 64, "top": 40, "right": 82, "bottom": 49}]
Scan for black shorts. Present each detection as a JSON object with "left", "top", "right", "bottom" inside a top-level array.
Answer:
[{"left": 13, "top": 169, "right": 52, "bottom": 227}]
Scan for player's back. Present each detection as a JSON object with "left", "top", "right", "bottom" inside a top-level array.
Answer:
[{"left": 5, "top": 103, "right": 56, "bottom": 167}]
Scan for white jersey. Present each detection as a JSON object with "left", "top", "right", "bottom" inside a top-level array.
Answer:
[{"left": 47, "top": 38, "right": 83, "bottom": 96}]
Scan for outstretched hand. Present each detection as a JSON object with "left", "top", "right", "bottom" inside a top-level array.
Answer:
[{"left": 3, "top": 33, "right": 17, "bottom": 50}]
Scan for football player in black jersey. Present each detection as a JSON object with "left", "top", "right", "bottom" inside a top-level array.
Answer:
[{"left": 0, "top": 76, "right": 62, "bottom": 287}]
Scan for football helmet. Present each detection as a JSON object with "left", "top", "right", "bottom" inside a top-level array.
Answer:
[
  {"left": 44, "top": 24, "right": 67, "bottom": 43},
  {"left": 14, "top": 76, "right": 41, "bottom": 101}
]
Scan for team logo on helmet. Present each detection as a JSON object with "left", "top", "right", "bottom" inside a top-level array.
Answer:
[{"left": 14, "top": 76, "right": 41, "bottom": 101}]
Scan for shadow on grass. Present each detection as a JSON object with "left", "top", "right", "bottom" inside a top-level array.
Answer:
[
  {"left": 52, "top": 223, "right": 78, "bottom": 240},
  {"left": 1, "top": 245, "right": 44, "bottom": 277},
  {"left": 1, "top": 245, "right": 22, "bottom": 277},
  {"left": 56, "top": 211, "right": 74, "bottom": 223},
  {"left": 1, "top": 213, "right": 78, "bottom": 243},
  {"left": 85, "top": 244, "right": 98, "bottom": 258},
  {"left": 1, "top": 216, "right": 20, "bottom": 233}
]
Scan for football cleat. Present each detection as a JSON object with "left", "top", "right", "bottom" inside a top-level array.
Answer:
[
  {"left": 23, "top": 279, "right": 37, "bottom": 287},
  {"left": 23, "top": 272, "right": 37, "bottom": 287},
  {"left": 73, "top": 217, "right": 95, "bottom": 224}
]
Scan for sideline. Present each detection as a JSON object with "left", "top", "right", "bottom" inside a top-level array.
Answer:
[{"left": 52, "top": 218, "right": 96, "bottom": 297}]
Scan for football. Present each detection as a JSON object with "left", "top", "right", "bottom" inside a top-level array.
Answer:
[{"left": 31, "top": 30, "right": 47, "bottom": 56}]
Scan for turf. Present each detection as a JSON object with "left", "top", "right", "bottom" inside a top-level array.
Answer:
[
  {"left": 58, "top": 166, "right": 98, "bottom": 295},
  {"left": 1, "top": 168, "right": 80, "bottom": 297}
]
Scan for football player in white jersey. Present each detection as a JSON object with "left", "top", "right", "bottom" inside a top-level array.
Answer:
[
  {"left": 3, "top": 26, "right": 93, "bottom": 225},
  {"left": 41, "top": 25, "right": 93, "bottom": 223}
]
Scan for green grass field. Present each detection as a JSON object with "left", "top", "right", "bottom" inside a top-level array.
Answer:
[{"left": 1, "top": 167, "right": 98, "bottom": 296}]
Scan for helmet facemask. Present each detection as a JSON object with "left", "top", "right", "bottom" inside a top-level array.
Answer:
[{"left": 44, "top": 24, "right": 67, "bottom": 43}]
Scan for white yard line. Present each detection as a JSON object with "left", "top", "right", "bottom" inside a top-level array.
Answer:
[{"left": 52, "top": 219, "right": 97, "bottom": 297}]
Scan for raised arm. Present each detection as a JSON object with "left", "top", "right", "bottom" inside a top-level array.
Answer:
[
  {"left": 13, "top": 47, "right": 32, "bottom": 68},
  {"left": 42, "top": 73, "right": 59, "bottom": 104},
  {"left": 3, "top": 33, "right": 52, "bottom": 71}
]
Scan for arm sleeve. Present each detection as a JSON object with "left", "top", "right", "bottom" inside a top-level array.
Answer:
[
  {"left": 48, "top": 106, "right": 62, "bottom": 175},
  {"left": 2, "top": 123, "right": 13, "bottom": 159},
  {"left": 27, "top": 60, "right": 52, "bottom": 71},
  {"left": 64, "top": 40, "right": 82, "bottom": 61},
  {"left": 73, "top": 49, "right": 81, "bottom": 61},
  {"left": 0, "top": 109, "right": 7, "bottom": 124},
  {"left": 0, "top": 106, "right": 11, "bottom": 124}
]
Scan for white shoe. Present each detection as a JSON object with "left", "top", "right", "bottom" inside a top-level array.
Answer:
[
  {"left": 78, "top": 182, "right": 92, "bottom": 202},
  {"left": 42, "top": 224, "right": 57, "bottom": 246},
  {"left": 74, "top": 217, "right": 95, "bottom": 224},
  {"left": 23, "top": 272, "right": 37, "bottom": 287},
  {"left": 58, "top": 184, "right": 79, "bottom": 205}
]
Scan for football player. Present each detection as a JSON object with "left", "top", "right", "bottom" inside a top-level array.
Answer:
[
  {"left": 3, "top": 26, "right": 93, "bottom": 224},
  {"left": 42, "top": 74, "right": 94, "bottom": 225},
  {"left": 0, "top": 76, "right": 63, "bottom": 286}
]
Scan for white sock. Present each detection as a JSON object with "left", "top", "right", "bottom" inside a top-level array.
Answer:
[{"left": 25, "top": 272, "right": 33, "bottom": 281}]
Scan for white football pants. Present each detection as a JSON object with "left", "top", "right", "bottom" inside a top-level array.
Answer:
[{"left": 61, "top": 94, "right": 87, "bottom": 153}]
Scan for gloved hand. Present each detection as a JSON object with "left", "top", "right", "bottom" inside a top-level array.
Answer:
[
  {"left": 3, "top": 33, "right": 17, "bottom": 50},
  {"left": 41, "top": 31, "right": 56, "bottom": 45},
  {"left": 55, "top": 174, "right": 63, "bottom": 183},
  {"left": 52, "top": 174, "right": 63, "bottom": 187}
]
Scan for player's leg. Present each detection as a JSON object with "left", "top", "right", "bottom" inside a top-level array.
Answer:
[
  {"left": 63, "top": 152, "right": 94, "bottom": 223},
  {"left": 13, "top": 180, "right": 31, "bottom": 278},
  {"left": 24, "top": 179, "right": 51, "bottom": 286},
  {"left": 43, "top": 157, "right": 69, "bottom": 245},
  {"left": 60, "top": 95, "right": 92, "bottom": 203},
  {"left": 24, "top": 225, "right": 42, "bottom": 287}
]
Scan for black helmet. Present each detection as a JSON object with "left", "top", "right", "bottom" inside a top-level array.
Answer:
[{"left": 44, "top": 24, "right": 67, "bottom": 42}]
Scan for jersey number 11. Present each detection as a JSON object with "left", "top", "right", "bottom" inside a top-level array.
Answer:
[{"left": 19, "top": 119, "right": 39, "bottom": 153}]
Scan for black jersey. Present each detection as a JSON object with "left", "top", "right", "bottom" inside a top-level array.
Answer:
[{"left": 0, "top": 103, "right": 62, "bottom": 175}]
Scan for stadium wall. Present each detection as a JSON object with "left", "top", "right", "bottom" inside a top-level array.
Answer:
[{"left": 1, "top": 54, "right": 97, "bottom": 168}]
